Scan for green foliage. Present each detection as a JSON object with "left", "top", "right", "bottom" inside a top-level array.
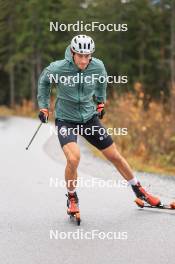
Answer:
[{"left": 0, "top": 0, "right": 173, "bottom": 105}]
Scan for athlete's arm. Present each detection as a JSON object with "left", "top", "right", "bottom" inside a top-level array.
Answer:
[
  {"left": 95, "top": 63, "right": 107, "bottom": 119},
  {"left": 37, "top": 61, "right": 59, "bottom": 123},
  {"left": 95, "top": 63, "right": 107, "bottom": 103},
  {"left": 37, "top": 67, "right": 52, "bottom": 110}
]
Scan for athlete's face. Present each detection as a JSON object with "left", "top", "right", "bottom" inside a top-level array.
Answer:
[{"left": 72, "top": 52, "right": 91, "bottom": 70}]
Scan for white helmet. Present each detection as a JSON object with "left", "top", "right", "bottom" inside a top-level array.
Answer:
[{"left": 71, "top": 35, "right": 95, "bottom": 54}]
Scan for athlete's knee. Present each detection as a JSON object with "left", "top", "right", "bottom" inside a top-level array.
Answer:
[
  {"left": 67, "top": 154, "right": 80, "bottom": 170},
  {"left": 103, "top": 145, "right": 123, "bottom": 164},
  {"left": 63, "top": 144, "right": 80, "bottom": 170}
]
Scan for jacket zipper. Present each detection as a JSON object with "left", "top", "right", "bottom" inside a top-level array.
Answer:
[{"left": 78, "top": 70, "right": 83, "bottom": 122}]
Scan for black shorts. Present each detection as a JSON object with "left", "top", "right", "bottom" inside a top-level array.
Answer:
[{"left": 55, "top": 114, "right": 113, "bottom": 150}]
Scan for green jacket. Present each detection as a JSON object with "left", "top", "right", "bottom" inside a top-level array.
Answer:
[{"left": 37, "top": 45, "right": 107, "bottom": 123}]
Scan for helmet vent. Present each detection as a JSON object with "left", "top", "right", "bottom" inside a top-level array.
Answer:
[{"left": 71, "top": 35, "right": 95, "bottom": 54}]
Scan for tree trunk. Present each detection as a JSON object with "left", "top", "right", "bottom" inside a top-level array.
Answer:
[
  {"left": 9, "top": 65, "right": 15, "bottom": 108},
  {"left": 8, "top": 12, "right": 15, "bottom": 108},
  {"left": 31, "top": 62, "right": 37, "bottom": 110},
  {"left": 138, "top": 22, "right": 145, "bottom": 83},
  {"left": 36, "top": 52, "right": 42, "bottom": 77},
  {"left": 170, "top": 0, "right": 175, "bottom": 124}
]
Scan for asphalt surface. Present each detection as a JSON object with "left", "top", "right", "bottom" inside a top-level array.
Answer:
[{"left": 0, "top": 116, "right": 175, "bottom": 264}]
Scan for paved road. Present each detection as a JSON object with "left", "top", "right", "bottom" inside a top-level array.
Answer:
[{"left": 0, "top": 116, "right": 175, "bottom": 264}]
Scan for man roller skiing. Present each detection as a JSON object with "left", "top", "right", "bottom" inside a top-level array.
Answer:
[{"left": 37, "top": 34, "right": 161, "bottom": 217}]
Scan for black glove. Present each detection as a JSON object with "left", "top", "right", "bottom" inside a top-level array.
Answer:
[
  {"left": 38, "top": 109, "right": 49, "bottom": 123},
  {"left": 97, "top": 102, "right": 105, "bottom": 119}
]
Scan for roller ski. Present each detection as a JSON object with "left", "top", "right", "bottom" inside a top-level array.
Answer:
[
  {"left": 66, "top": 192, "right": 81, "bottom": 226},
  {"left": 132, "top": 182, "right": 161, "bottom": 207},
  {"left": 135, "top": 198, "right": 175, "bottom": 210}
]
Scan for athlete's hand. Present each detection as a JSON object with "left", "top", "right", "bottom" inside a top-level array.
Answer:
[
  {"left": 38, "top": 108, "right": 49, "bottom": 123},
  {"left": 97, "top": 102, "right": 105, "bottom": 119}
]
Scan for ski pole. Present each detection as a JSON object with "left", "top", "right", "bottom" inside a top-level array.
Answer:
[{"left": 26, "top": 122, "right": 43, "bottom": 150}]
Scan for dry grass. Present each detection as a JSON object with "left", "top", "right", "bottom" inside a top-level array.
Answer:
[
  {"left": 1, "top": 91, "right": 175, "bottom": 175},
  {"left": 102, "top": 88, "right": 175, "bottom": 175}
]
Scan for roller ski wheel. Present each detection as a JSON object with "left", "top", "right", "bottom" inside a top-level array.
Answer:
[
  {"left": 132, "top": 182, "right": 161, "bottom": 206},
  {"left": 170, "top": 201, "right": 175, "bottom": 209},
  {"left": 135, "top": 198, "right": 175, "bottom": 210},
  {"left": 135, "top": 198, "right": 144, "bottom": 208},
  {"left": 75, "top": 212, "right": 81, "bottom": 226},
  {"left": 66, "top": 192, "right": 81, "bottom": 226},
  {"left": 67, "top": 210, "right": 81, "bottom": 226}
]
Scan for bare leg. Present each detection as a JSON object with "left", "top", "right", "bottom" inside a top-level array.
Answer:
[
  {"left": 62, "top": 142, "right": 80, "bottom": 192},
  {"left": 101, "top": 143, "right": 134, "bottom": 181},
  {"left": 101, "top": 143, "right": 161, "bottom": 206}
]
